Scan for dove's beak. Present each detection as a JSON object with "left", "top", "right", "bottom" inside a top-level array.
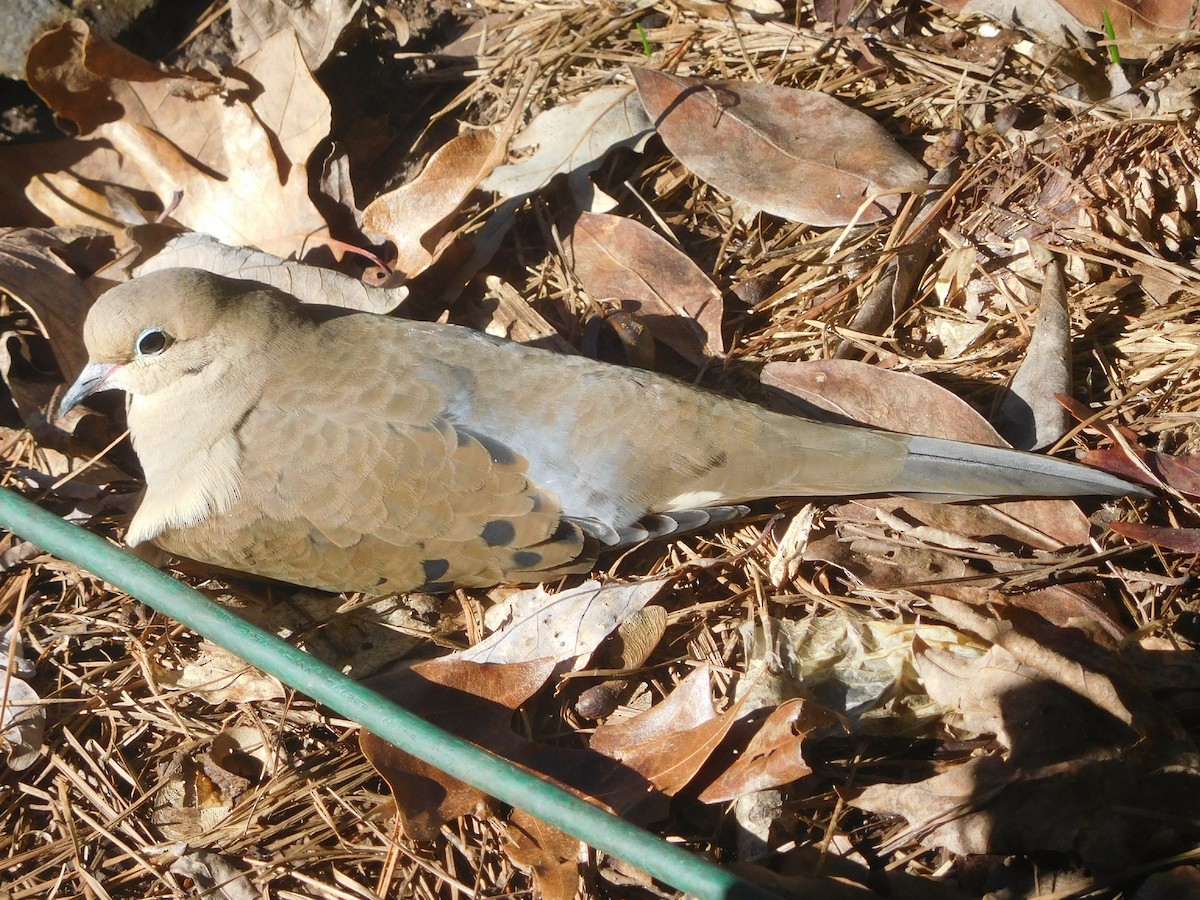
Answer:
[{"left": 59, "top": 362, "right": 121, "bottom": 417}]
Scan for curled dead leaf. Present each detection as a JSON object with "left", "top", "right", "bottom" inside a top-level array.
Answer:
[
  {"left": 364, "top": 128, "right": 503, "bottom": 278},
  {"left": 698, "top": 699, "right": 841, "bottom": 803}
]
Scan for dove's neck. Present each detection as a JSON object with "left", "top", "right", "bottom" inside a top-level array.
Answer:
[{"left": 125, "top": 362, "right": 260, "bottom": 547}]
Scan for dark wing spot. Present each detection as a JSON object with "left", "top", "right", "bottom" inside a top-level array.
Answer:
[
  {"left": 512, "top": 550, "right": 542, "bottom": 569},
  {"left": 422, "top": 558, "right": 450, "bottom": 582},
  {"left": 706, "top": 450, "right": 728, "bottom": 470},
  {"left": 482, "top": 519, "right": 516, "bottom": 546},
  {"left": 475, "top": 434, "right": 518, "bottom": 466},
  {"left": 549, "top": 518, "right": 582, "bottom": 546},
  {"left": 418, "top": 580, "right": 454, "bottom": 593}
]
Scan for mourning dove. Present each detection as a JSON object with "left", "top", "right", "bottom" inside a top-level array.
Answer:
[{"left": 60, "top": 268, "right": 1146, "bottom": 594}]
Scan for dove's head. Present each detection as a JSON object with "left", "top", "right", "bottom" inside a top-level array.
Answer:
[{"left": 60, "top": 268, "right": 293, "bottom": 415}]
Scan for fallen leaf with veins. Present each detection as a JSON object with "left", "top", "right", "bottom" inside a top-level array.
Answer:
[
  {"left": 698, "top": 699, "right": 841, "bottom": 802},
  {"left": 468, "top": 578, "right": 668, "bottom": 666},
  {"left": 632, "top": 68, "right": 927, "bottom": 226},
  {"left": 590, "top": 665, "right": 747, "bottom": 795},
  {"left": 566, "top": 212, "right": 724, "bottom": 364},
  {"left": 229, "top": 0, "right": 362, "bottom": 68}
]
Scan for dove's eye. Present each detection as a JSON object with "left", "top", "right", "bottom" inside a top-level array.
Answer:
[{"left": 135, "top": 328, "right": 173, "bottom": 357}]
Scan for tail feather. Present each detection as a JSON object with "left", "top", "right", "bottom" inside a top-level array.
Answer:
[{"left": 895, "top": 434, "right": 1151, "bottom": 500}]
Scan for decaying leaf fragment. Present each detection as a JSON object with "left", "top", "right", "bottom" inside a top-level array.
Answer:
[
  {"left": 632, "top": 68, "right": 927, "bottom": 226},
  {"left": 852, "top": 596, "right": 1200, "bottom": 870},
  {"left": 0, "top": 626, "right": 43, "bottom": 772}
]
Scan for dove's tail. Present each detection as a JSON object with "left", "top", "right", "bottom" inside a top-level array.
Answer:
[
  {"left": 692, "top": 412, "right": 1152, "bottom": 506},
  {"left": 884, "top": 433, "right": 1152, "bottom": 501}
]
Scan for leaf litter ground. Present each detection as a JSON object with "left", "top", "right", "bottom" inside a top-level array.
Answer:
[{"left": 3, "top": 1, "right": 1200, "bottom": 898}]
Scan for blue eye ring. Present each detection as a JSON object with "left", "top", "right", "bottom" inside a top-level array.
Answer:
[{"left": 135, "top": 327, "right": 173, "bottom": 357}]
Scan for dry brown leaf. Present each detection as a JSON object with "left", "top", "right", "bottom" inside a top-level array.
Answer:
[
  {"left": 239, "top": 29, "right": 332, "bottom": 166},
  {"left": 590, "top": 665, "right": 744, "bottom": 795},
  {"left": 924, "top": 596, "right": 1181, "bottom": 740},
  {"left": 156, "top": 639, "right": 286, "bottom": 704},
  {"left": 933, "top": 0, "right": 1195, "bottom": 46},
  {"left": 632, "top": 68, "right": 927, "bottom": 226},
  {"left": 1081, "top": 443, "right": 1194, "bottom": 497},
  {"left": 698, "top": 699, "right": 840, "bottom": 803},
  {"left": 994, "top": 253, "right": 1071, "bottom": 450},
  {"left": 762, "top": 359, "right": 1007, "bottom": 444},
  {"left": 361, "top": 657, "right": 557, "bottom": 840},
  {"left": 1109, "top": 521, "right": 1200, "bottom": 553},
  {"left": 914, "top": 633, "right": 1136, "bottom": 752},
  {"left": 1055, "top": 0, "right": 1197, "bottom": 40},
  {"left": 26, "top": 21, "right": 331, "bottom": 257},
  {"left": 481, "top": 84, "right": 653, "bottom": 206},
  {"left": 0, "top": 138, "right": 147, "bottom": 231},
  {"left": 360, "top": 656, "right": 660, "bottom": 841},
  {"left": 566, "top": 212, "right": 724, "bottom": 363},
  {"left": 853, "top": 744, "right": 1200, "bottom": 871},
  {"left": 363, "top": 128, "right": 502, "bottom": 278},
  {"left": 504, "top": 809, "right": 581, "bottom": 900}
]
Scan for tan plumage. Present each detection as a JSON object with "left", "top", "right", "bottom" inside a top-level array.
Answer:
[{"left": 60, "top": 268, "right": 1147, "bottom": 593}]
